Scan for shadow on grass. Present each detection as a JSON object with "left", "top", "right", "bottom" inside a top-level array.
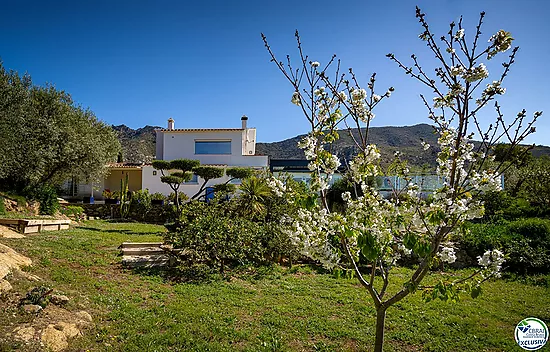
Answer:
[
  {"left": 129, "top": 265, "right": 191, "bottom": 283},
  {"left": 128, "top": 262, "right": 328, "bottom": 285},
  {"left": 77, "top": 226, "right": 165, "bottom": 236}
]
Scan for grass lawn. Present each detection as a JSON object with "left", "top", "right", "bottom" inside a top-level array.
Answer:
[{"left": 1, "top": 220, "right": 549, "bottom": 351}]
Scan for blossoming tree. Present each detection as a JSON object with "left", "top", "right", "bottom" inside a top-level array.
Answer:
[{"left": 262, "top": 8, "right": 540, "bottom": 351}]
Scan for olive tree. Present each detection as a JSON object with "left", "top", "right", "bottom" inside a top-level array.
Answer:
[{"left": 0, "top": 62, "right": 120, "bottom": 194}]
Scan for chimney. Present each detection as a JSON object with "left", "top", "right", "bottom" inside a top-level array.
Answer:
[
  {"left": 241, "top": 115, "right": 248, "bottom": 129},
  {"left": 167, "top": 118, "right": 174, "bottom": 130}
]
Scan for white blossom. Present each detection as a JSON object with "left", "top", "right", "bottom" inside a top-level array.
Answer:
[
  {"left": 351, "top": 88, "right": 367, "bottom": 101},
  {"left": 478, "top": 249, "right": 505, "bottom": 276},
  {"left": 450, "top": 65, "right": 465, "bottom": 76},
  {"left": 488, "top": 30, "right": 513, "bottom": 59},
  {"left": 291, "top": 92, "right": 301, "bottom": 106},
  {"left": 462, "top": 63, "right": 489, "bottom": 82},
  {"left": 421, "top": 141, "right": 430, "bottom": 151},
  {"left": 311, "top": 61, "right": 320, "bottom": 68},
  {"left": 476, "top": 81, "right": 506, "bottom": 106},
  {"left": 440, "top": 247, "right": 457, "bottom": 264},
  {"left": 454, "top": 29, "right": 465, "bottom": 40}
]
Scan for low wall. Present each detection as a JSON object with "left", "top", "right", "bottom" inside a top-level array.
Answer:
[{"left": 80, "top": 204, "right": 172, "bottom": 224}]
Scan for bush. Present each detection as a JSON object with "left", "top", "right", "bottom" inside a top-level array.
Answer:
[
  {"left": 460, "top": 218, "right": 550, "bottom": 274},
  {"left": 507, "top": 218, "right": 550, "bottom": 247},
  {"left": 151, "top": 192, "right": 165, "bottom": 201},
  {"left": 480, "top": 191, "right": 548, "bottom": 221},
  {"left": 461, "top": 221, "right": 511, "bottom": 257},
  {"left": 130, "top": 189, "right": 152, "bottom": 220},
  {"left": 165, "top": 200, "right": 266, "bottom": 280},
  {"left": 505, "top": 218, "right": 550, "bottom": 274},
  {"left": 25, "top": 185, "right": 59, "bottom": 215},
  {"left": 61, "top": 205, "right": 84, "bottom": 218}
]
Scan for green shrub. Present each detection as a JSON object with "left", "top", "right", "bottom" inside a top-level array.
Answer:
[
  {"left": 460, "top": 218, "right": 550, "bottom": 274},
  {"left": 61, "top": 205, "right": 84, "bottom": 218},
  {"left": 25, "top": 185, "right": 59, "bottom": 215},
  {"left": 130, "top": 189, "right": 152, "bottom": 220},
  {"left": 505, "top": 218, "right": 550, "bottom": 274},
  {"left": 507, "top": 218, "right": 550, "bottom": 247},
  {"left": 0, "top": 196, "right": 4, "bottom": 215},
  {"left": 461, "top": 221, "right": 511, "bottom": 257},
  {"left": 480, "top": 191, "right": 547, "bottom": 221},
  {"left": 151, "top": 192, "right": 165, "bottom": 201},
  {"left": 165, "top": 200, "right": 266, "bottom": 280}
]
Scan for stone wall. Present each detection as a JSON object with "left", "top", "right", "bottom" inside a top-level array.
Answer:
[{"left": 80, "top": 204, "right": 172, "bottom": 224}]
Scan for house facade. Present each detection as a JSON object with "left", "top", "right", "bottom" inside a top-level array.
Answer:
[
  {"left": 64, "top": 116, "right": 268, "bottom": 201},
  {"left": 143, "top": 116, "right": 268, "bottom": 197}
]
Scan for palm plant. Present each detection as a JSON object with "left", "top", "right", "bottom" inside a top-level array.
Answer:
[{"left": 238, "top": 176, "right": 272, "bottom": 219}]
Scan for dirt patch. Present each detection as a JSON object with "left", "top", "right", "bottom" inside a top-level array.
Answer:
[
  {"left": 1, "top": 283, "right": 93, "bottom": 351},
  {"left": 0, "top": 224, "right": 25, "bottom": 238},
  {"left": 0, "top": 243, "right": 92, "bottom": 351},
  {"left": 0, "top": 243, "right": 32, "bottom": 280}
]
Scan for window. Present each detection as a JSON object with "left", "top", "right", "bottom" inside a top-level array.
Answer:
[
  {"left": 184, "top": 174, "right": 198, "bottom": 184},
  {"left": 195, "top": 141, "right": 231, "bottom": 155}
]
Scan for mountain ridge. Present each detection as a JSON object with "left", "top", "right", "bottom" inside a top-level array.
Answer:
[{"left": 112, "top": 123, "right": 550, "bottom": 167}]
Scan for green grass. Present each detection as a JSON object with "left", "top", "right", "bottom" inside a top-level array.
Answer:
[{"left": 1, "top": 220, "right": 549, "bottom": 351}]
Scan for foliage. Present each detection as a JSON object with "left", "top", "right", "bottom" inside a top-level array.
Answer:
[
  {"left": 24, "top": 185, "right": 60, "bottom": 215},
  {"left": 151, "top": 192, "right": 166, "bottom": 201},
  {"left": 165, "top": 200, "right": 266, "bottom": 279},
  {"left": 0, "top": 196, "right": 4, "bottom": 215},
  {"left": 190, "top": 166, "right": 225, "bottom": 200},
  {"left": 130, "top": 189, "right": 152, "bottom": 219},
  {"left": 153, "top": 159, "right": 198, "bottom": 212},
  {"left": 0, "top": 62, "right": 120, "bottom": 193},
  {"left": 518, "top": 156, "right": 550, "bottom": 207},
  {"left": 163, "top": 173, "right": 306, "bottom": 278},
  {"left": 212, "top": 183, "right": 237, "bottom": 195},
  {"left": 480, "top": 191, "right": 548, "bottom": 221},
  {"left": 226, "top": 167, "right": 255, "bottom": 181},
  {"left": 461, "top": 218, "right": 550, "bottom": 274},
  {"left": 263, "top": 8, "right": 539, "bottom": 351},
  {"left": 60, "top": 205, "right": 84, "bottom": 218},
  {"left": 168, "top": 192, "right": 189, "bottom": 204},
  {"left": 236, "top": 176, "right": 272, "bottom": 218},
  {"left": 102, "top": 189, "right": 116, "bottom": 199}
]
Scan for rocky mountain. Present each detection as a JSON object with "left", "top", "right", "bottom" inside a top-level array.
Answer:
[
  {"left": 112, "top": 123, "right": 550, "bottom": 168},
  {"left": 256, "top": 124, "right": 441, "bottom": 168},
  {"left": 112, "top": 125, "right": 159, "bottom": 163}
]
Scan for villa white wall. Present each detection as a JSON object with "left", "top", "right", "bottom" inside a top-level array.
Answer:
[
  {"left": 143, "top": 127, "right": 268, "bottom": 199},
  {"left": 158, "top": 129, "right": 268, "bottom": 167},
  {"left": 142, "top": 165, "right": 240, "bottom": 198},
  {"left": 162, "top": 130, "right": 243, "bottom": 162},
  {"left": 155, "top": 131, "right": 164, "bottom": 160}
]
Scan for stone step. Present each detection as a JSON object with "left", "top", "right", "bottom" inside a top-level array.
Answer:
[
  {"left": 120, "top": 242, "right": 163, "bottom": 249},
  {"left": 123, "top": 260, "right": 170, "bottom": 268},
  {"left": 121, "top": 254, "right": 171, "bottom": 268},
  {"left": 122, "top": 248, "right": 165, "bottom": 256}
]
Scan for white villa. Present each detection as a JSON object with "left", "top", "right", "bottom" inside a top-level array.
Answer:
[{"left": 67, "top": 116, "right": 268, "bottom": 201}]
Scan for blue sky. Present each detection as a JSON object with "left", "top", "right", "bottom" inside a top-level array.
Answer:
[{"left": 1, "top": 0, "right": 548, "bottom": 145}]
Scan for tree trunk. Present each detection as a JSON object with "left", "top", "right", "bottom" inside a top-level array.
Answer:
[{"left": 374, "top": 306, "right": 387, "bottom": 352}]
